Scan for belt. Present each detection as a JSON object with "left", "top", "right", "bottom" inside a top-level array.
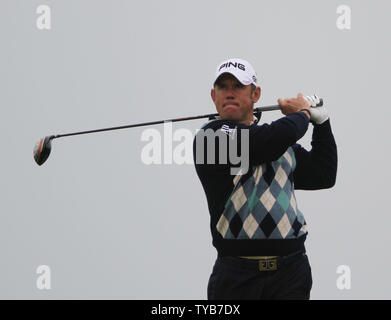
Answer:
[{"left": 217, "top": 250, "right": 306, "bottom": 272}]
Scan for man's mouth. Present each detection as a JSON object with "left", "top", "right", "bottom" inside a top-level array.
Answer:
[{"left": 223, "top": 102, "right": 239, "bottom": 108}]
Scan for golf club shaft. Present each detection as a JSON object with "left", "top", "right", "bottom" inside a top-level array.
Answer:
[{"left": 52, "top": 104, "right": 282, "bottom": 140}]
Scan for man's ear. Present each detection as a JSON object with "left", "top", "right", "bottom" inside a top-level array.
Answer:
[
  {"left": 252, "top": 86, "right": 261, "bottom": 103},
  {"left": 211, "top": 88, "right": 216, "bottom": 103}
]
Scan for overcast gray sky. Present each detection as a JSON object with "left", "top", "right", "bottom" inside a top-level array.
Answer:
[{"left": 1, "top": 0, "right": 390, "bottom": 299}]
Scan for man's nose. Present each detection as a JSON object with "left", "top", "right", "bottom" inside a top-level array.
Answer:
[{"left": 226, "top": 87, "right": 235, "bottom": 98}]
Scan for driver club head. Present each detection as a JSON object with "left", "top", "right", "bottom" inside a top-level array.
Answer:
[{"left": 33, "top": 136, "right": 54, "bottom": 166}]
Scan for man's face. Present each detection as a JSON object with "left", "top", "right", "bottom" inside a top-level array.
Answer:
[{"left": 211, "top": 73, "right": 260, "bottom": 125}]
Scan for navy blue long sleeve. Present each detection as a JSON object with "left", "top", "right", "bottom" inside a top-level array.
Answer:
[{"left": 293, "top": 119, "right": 338, "bottom": 190}]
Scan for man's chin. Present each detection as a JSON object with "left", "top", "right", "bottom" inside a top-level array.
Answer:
[{"left": 220, "top": 114, "right": 241, "bottom": 122}]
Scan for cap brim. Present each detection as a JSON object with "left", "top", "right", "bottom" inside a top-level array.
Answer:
[{"left": 214, "top": 71, "right": 254, "bottom": 86}]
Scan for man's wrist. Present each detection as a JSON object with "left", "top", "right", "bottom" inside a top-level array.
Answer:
[{"left": 298, "top": 108, "right": 311, "bottom": 119}]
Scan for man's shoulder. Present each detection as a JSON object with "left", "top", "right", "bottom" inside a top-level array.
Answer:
[{"left": 199, "top": 118, "right": 239, "bottom": 131}]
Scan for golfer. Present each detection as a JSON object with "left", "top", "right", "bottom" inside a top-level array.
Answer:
[{"left": 193, "top": 58, "right": 337, "bottom": 300}]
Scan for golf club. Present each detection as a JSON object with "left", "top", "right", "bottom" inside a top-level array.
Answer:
[{"left": 33, "top": 95, "right": 323, "bottom": 166}]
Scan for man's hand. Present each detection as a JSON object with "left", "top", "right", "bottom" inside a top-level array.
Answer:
[
  {"left": 304, "top": 95, "right": 329, "bottom": 124},
  {"left": 278, "top": 93, "right": 311, "bottom": 118}
]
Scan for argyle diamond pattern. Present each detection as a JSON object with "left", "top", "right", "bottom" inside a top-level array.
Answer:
[{"left": 216, "top": 147, "right": 307, "bottom": 240}]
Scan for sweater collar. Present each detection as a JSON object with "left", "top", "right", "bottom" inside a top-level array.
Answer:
[{"left": 214, "top": 115, "right": 259, "bottom": 125}]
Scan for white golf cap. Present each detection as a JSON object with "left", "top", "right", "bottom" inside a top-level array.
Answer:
[{"left": 213, "top": 58, "right": 259, "bottom": 87}]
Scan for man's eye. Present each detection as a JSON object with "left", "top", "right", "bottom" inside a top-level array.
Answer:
[{"left": 235, "top": 84, "right": 244, "bottom": 89}]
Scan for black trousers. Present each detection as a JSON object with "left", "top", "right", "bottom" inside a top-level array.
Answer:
[{"left": 207, "top": 251, "right": 312, "bottom": 300}]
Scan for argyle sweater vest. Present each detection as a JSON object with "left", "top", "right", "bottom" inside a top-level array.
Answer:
[{"left": 216, "top": 146, "right": 307, "bottom": 241}]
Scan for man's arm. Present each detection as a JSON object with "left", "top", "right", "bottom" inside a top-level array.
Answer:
[
  {"left": 293, "top": 119, "right": 338, "bottom": 190},
  {"left": 193, "top": 111, "right": 310, "bottom": 174},
  {"left": 248, "top": 112, "right": 310, "bottom": 164}
]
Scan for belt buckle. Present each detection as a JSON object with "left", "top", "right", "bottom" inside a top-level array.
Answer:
[{"left": 258, "top": 258, "right": 278, "bottom": 271}]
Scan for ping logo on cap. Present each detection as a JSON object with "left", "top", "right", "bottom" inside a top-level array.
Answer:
[
  {"left": 214, "top": 58, "right": 258, "bottom": 87},
  {"left": 219, "top": 61, "right": 246, "bottom": 72}
]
